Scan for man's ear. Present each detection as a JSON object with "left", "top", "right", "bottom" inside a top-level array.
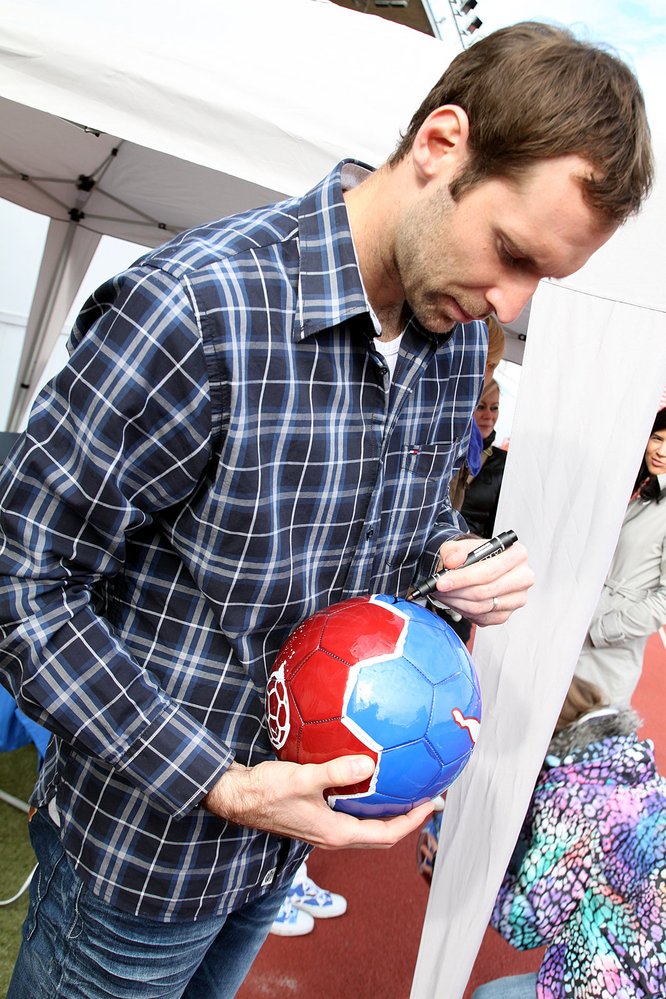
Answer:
[{"left": 411, "top": 105, "right": 470, "bottom": 183}]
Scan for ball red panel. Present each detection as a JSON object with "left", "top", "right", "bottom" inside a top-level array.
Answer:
[
  {"left": 277, "top": 611, "right": 328, "bottom": 679},
  {"left": 320, "top": 596, "right": 406, "bottom": 664},
  {"left": 289, "top": 649, "right": 354, "bottom": 723},
  {"left": 299, "top": 719, "right": 378, "bottom": 773}
]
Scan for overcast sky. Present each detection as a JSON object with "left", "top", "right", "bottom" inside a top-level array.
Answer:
[{"left": 434, "top": 0, "right": 664, "bottom": 124}]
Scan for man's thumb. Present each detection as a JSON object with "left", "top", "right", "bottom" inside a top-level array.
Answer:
[
  {"left": 441, "top": 539, "right": 471, "bottom": 570},
  {"left": 325, "top": 754, "right": 376, "bottom": 788}
]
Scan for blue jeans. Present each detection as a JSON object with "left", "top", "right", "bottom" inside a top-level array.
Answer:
[
  {"left": 8, "top": 810, "right": 289, "bottom": 999},
  {"left": 472, "top": 973, "right": 538, "bottom": 999}
]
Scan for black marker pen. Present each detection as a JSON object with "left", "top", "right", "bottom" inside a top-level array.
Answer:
[{"left": 408, "top": 529, "right": 518, "bottom": 601}]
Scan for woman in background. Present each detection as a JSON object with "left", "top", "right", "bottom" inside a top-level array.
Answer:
[
  {"left": 575, "top": 408, "right": 666, "bottom": 706},
  {"left": 446, "top": 373, "right": 507, "bottom": 643},
  {"left": 460, "top": 377, "right": 507, "bottom": 538},
  {"left": 450, "top": 317, "right": 505, "bottom": 514}
]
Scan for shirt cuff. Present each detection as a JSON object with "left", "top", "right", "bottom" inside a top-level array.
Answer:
[{"left": 115, "top": 704, "right": 234, "bottom": 818}]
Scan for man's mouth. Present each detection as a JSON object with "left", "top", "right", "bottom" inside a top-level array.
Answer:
[
  {"left": 446, "top": 296, "right": 488, "bottom": 325},
  {"left": 450, "top": 299, "right": 476, "bottom": 323}
]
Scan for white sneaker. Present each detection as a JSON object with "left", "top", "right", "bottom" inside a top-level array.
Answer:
[
  {"left": 288, "top": 864, "right": 347, "bottom": 919},
  {"left": 269, "top": 896, "right": 315, "bottom": 937}
]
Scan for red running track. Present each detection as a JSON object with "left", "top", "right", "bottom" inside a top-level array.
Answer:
[{"left": 237, "top": 632, "right": 666, "bottom": 999}]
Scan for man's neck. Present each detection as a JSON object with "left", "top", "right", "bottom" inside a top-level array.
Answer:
[
  {"left": 374, "top": 303, "right": 409, "bottom": 342},
  {"left": 343, "top": 165, "right": 406, "bottom": 333}
]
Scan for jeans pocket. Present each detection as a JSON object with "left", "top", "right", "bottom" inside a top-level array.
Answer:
[{"left": 24, "top": 809, "right": 81, "bottom": 944}]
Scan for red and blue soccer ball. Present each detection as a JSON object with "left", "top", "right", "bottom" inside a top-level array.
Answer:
[{"left": 266, "top": 593, "right": 482, "bottom": 818}]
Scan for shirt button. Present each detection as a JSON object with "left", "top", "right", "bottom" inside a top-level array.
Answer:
[{"left": 366, "top": 528, "right": 375, "bottom": 539}]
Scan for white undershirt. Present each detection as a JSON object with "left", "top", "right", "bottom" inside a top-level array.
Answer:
[{"left": 374, "top": 332, "right": 404, "bottom": 381}]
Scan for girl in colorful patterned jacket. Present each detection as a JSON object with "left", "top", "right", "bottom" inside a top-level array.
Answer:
[{"left": 473, "top": 676, "right": 666, "bottom": 998}]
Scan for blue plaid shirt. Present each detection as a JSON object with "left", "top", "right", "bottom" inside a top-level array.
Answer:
[{"left": 0, "top": 161, "right": 486, "bottom": 921}]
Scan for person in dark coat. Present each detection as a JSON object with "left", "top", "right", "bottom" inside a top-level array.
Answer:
[
  {"left": 461, "top": 377, "right": 507, "bottom": 538},
  {"left": 445, "top": 378, "right": 507, "bottom": 644}
]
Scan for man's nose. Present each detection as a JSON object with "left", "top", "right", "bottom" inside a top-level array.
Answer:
[{"left": 487, "top": 276, "right": 540, "bottom": 325}]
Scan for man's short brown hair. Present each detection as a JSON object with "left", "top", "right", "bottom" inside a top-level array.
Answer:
[{"left": 389, "top": 21, "right": 653, "bottom": 226}]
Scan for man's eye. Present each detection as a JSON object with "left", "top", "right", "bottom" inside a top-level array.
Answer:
[{"left": 501, "top": 246, "right": 521, "bottom": 268}]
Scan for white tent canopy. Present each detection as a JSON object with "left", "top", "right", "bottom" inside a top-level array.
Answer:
[
  {"left": 0, "top": 0, "right": 459, "bottom": 431},
  {"left": 1, "top": 2, "right": 666, "bottom": 996}
]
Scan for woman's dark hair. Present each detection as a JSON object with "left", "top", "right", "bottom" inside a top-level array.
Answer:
[{"left": 634, "top": 409, "right": 666, "bottom": 502}]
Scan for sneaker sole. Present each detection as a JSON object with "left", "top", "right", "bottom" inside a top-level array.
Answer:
[
  {"left": 269, "top": 923, "right": 315, "bottom": 937},
  {"left": 292, "top": 899, "right": 347, "bottom": 919}
]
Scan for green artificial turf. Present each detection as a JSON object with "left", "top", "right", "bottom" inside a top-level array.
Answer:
[{"left": 0, "top": 744, "right": 39, "bottom": 997}]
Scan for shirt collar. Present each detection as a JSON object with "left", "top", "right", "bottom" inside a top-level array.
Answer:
[
  {"left": 295, "top": 159, "right": 372, "bottom": 341},
  {"left": 294, "top": 158, "right": 458, "bottom": 349}
]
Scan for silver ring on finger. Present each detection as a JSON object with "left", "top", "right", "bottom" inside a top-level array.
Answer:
[{"left": 491, "top": 596, "right": 500, "bottom": 612}]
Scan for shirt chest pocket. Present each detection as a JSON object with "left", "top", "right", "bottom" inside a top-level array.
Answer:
[
  {"left": 400, "top": 440, "right": 461, "bottom": 477},
  {"left": 382, "top": 440, "right": 462, "bottom": 569}
]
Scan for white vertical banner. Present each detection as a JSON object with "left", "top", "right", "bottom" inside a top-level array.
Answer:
[{"left": 411, "top": 280, "right": 666, "bottom": 998}]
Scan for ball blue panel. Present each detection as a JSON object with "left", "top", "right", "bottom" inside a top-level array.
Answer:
[
  {"left": 430, "top": 672, "right": 482, "bottom": 764},
  {"left": 421, "top": 747, "right": 472, "bottom": 796},
  {"left": 346, "top": 657, "right": 433, "bottom": 746},
  {"left": 375, "top": 740, "right": 443, "bottom": 800},
  {"left": 332, "top": 794, "right": 411, "bottom": 818},
  {"left": 406, "top": 623, "right": 476, "bottom": 685},
  {"left": 374, "top": 594, "right": 476, "bottom": 686}
]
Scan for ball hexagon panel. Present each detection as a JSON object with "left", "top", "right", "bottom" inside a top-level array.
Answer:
[
  {"left": 345, "top": 657, "right": 433, "bottom": 748},
  {"left": 289, "top": 649, "right": 353, "bottom": 724},
  {"left": 278, "top": 612, "right": 327, "bottom": 676},
  {"left": 298, "top": 717, "right": 378, "bottom": 771},
  {"left": 403, "top": 620, "right": 477, "bottom": 686},
  {"left": 375, "top": 739, "right": 444, "bottom": 799}
]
